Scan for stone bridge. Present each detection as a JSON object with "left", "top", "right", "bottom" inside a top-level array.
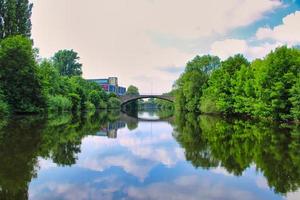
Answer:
[{"left": 119, "top": 94, "right": 174, "bottom": 106}]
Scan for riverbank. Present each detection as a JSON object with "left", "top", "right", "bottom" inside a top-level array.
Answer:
[{"left": 174, "top": 46, "right": 300, "bottom": 122}]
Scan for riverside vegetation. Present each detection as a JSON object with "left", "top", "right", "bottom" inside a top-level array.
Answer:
[
  {"left": 174, "top": 47, "right": 300, "bottom": 122},
  {"left": 0, "top": 0, "right": 120, "bottom": 116}
]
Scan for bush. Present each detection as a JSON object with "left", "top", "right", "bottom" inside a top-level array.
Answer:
[
  {"left": 0, "top": 89, "right": 9, "bottom": 116},
  {"left": 47, "top": 95, "right": 72, "bottom": 112},
  {"left": 86, "top": 101, "right": 96, "bottom": 111},
  {"left": 290, "top": 76, "right": 300, "bottom": 121},
  {"left": 108, "top": 97, "right": 121, "bottom": 109},
  {"left": 0, "top": 36, "right": 46, "bottom": 113}
]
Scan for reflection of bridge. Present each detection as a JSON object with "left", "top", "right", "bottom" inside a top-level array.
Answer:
[
  {"left": 95, "top": 114, "right": 174, "bottom": 139},
  {"left": 120, "top": 113, "right": 174, "bottom": 123},
  {"left": 120, "top": 94, "right": 174, "bottom": 106}
]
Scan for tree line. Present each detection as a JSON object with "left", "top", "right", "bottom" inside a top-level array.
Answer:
[
  {"left": 0, "top": 0, "right": 121, "bottom": 116},
  {"left": 174, "top": 46, "right": 300, "bottom": 122}
]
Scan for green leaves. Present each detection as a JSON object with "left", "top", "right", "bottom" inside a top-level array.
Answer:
[
  {"left": 177, "top": 46, "right": 300, "bottom": 121},
  {"left": 0, "top": 0, "right": 32, "bottom": 39},
  {"left": 176, "top": 55, "right": 220, "bottom": 112},
  {"left": 52, "top": 50, "right": 83, "bottom": 77},
  {"left": 126, "top": 85, "right": 139, "bottom": 95},
  {"left": 0, "top": 36, "right": 45, "bottom": 113}
]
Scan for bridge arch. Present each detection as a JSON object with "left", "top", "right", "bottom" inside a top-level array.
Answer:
[{"left": 120, "top": 95, "right": 174, "bottom": 106}]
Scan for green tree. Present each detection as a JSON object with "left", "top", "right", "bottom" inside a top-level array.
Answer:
[
  {"left": 0, "top": 0, "right": 32, "bottom": 39},
  {"left": 108, "top": 97, "right": 121, "bottom": 109},
  {"left": 124, "top": 85, "right": 139, "bottom": 111},
  {"left": 126, "top": 85, "right": 139, "bottom": 95},
  {"left": 0, "top": 36, "right": 45, "bottom": 113},
  {"left": 53, "top": 49, "right": 83, "bottom": 76},
  {"left": 89, "top": 90, "right": 102, "bottom": 109},
  {"left": 15, "top": 0, "right": 32, "bottom": 38},
  {"left": 289, "top": 76, "right": 300, "bottom": 120},
  {"left": 251, "top": 46, "right": 300, "bottom": 120},
  {"left": 175, "top": 55, "right": 220, "bottom": 112},
  {"left": 201, "top": 54, "right": 249, "bottom": 114},
  {"left": 0, "top": 88, "right": 9, "bottom": 116}
]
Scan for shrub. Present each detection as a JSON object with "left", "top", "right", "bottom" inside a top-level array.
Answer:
[
  {"left": 47, "top": 95, "right": 72, "bottom": 112},
  {"left": 0, "top": 36, "right": 46, "bottom": 113},
  {"left": 0, "top": 90, "right": 9, "bottom": 116},
  {"left": 108, "top": 97, "right": 121, "bottom": 109}
]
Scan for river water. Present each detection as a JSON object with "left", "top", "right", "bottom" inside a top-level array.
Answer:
[{"left": 0, "top": 110, "right": 300, "bottom": 200}]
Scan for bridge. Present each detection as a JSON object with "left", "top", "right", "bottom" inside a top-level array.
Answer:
[{"left": 119, "top": 94, "right": 174, "bottom": 106}]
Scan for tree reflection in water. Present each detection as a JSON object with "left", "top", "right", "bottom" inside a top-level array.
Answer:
[
  {"left": 174, "top": 111, "right": 300, "bottom": 194},
  {"left": 1, "top": 110, "right": 300, "bottom": 199},
  {"left": 0, "top": 111, "right": 122, "bottom": 199}
]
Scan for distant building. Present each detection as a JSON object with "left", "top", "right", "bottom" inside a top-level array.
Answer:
[{"left": 87, "top": 77, "right": 127, "bottom": 96}]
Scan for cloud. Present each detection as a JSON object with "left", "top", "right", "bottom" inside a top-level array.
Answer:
[
  {"left": 210, "top": 39, "right": 248, "bottom": 60},
  {"left": 126, "top": 175, "right": 259, "bottom": 200},
  {"left": 287, "top": 189, "right": 300, "bottom": 200},
  {"left": 31, "top": 0, "right": 282, "bottom": 93},
  {"left": 76, "top": 123, "right": 185, "bottom": 180},
  {"left": 210, "top": 39, "right": 283, "bottom": 60},
  {"left": 256, "top": 11, "right": 300, "bottom": 45},
  {"left": 157, "top": 66, "right": 185, "bottom": 74}
]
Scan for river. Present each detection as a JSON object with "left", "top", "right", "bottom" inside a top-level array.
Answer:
[{"left": 0, "top": 110, "right": 300, "bottom": 200}]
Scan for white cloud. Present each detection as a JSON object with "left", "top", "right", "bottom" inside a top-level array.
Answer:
[
  {"left": 76, "top": 123, "right": 185, "bottom": 180},
  {"left": 287, "top": 189, "right": 300, "bottom": 200},
  {"left": 210, "top": 39, "right": 248, "bottom": 60},
  {"left": 127, "top": 175, "right": 259, "bottom": 200},
  {"left": 256, "top": 11, "right": 300, "bottom": 45},
  {"left": 31, "top": 0, "right": 282, "bottom": 93},
  {"left": 210, "top": 39, "right": 283, "bottom": 60}
]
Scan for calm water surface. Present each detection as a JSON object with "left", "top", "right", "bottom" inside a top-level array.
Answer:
[{"left": 0, "top": 110, "right": 300, "bottom": 200}]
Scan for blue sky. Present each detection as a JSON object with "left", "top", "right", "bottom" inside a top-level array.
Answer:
[
  {"left": 31, "top": 0, "right": 300, "bottom": 93},
  {"left": 29, "top": 122, "right": 285, "bottom": 200}
]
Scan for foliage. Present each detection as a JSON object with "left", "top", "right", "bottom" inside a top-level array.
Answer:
[
  {"left": 0, "top": 36, "right": 46, "bottom": 113},
  {"left": 124, "top": 85, "right": 140, "bottom": 111},
  {"left": 175, "top": 55, "right": 220, "bottom": 112},
  {"left": 177, "top": 46, "right": 300, "bottom": 121},
  {"left": 47, "top": 95, "right": 72, "bottom": 112},
  {"left": 52, "top": 49, "right": 83, "bottom": 76},
  {"left": 0, "top": 0, "right": 32, "bottom": 39},
  {"left": 289, "top": 76, "right": 300, "bottom": 121},
  {"left": 108, "top": 97, "right": 121, "bottom": 109},
  {"left": 174, "top": 111, "right": 300, "bottom": 194},
  {"left": 0, "top": 88, "right": 9, "bottom": 116},
  {"left": 200, "top": 54, "right": 250, "bottom": 114},
  {"left": 37, "top": 58, "right": 111, "bottom": 113},
  {"left": 126, "top": 85, "right": 139, "bottom": 95}
]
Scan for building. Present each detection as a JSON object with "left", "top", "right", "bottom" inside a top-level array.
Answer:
[{"left": 87, "top": 77, "right": 127, "bottom": 96}]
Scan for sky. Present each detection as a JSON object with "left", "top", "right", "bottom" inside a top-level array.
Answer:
[{"left": 31, "top": 0, "right": 300, "bottom": 93}]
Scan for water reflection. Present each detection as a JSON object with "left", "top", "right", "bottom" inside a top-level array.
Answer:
[
  {"left": 0, "top": 110, "right": 299, "bottom": 199},
  {"left": 174, "top": 112, "right": 300, "bottom": 195}
]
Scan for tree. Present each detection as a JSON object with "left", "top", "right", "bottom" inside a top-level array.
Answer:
[
  {"left": 289, "top": 76, "right": 300, "bottom": 120},
  {"left": 108, "top": 97, "right": 121, "bottom": 109},
  {"left": 0, "top": 0, "right": 33, "bottom": 39},
  {"left": 89, "top": 90, "right": 102, "bottom": 109},
  {"left": 0, "top": 36, "right": 45, "bottom": 113},
  {"left": 126, "top": 85, "right": 139, "bottom": 95},
  {"left": 175, "top": 55, "right": 220, "bottom": 112},
  {"left": 0, "top": 88, "right": 9, "bottom": 116},
  {"left": 52, "top": 50, "right": 82, "bottom": 76},
  {"left": 251, "top": 46, "right": 300, "bottom": 120},
  {"left": 201, "top": 54, "right": 249, "bottom": 114},
  {"left": 15, "top": 0, "right": 32, "bottom": 38}
]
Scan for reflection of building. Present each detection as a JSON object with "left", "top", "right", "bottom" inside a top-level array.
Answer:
[
  {"left": 87, "top": 77, "right": 126, "bottom": 96},
  {"left": 96, "top": 121, "right": 126, "bottom": 138}
]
